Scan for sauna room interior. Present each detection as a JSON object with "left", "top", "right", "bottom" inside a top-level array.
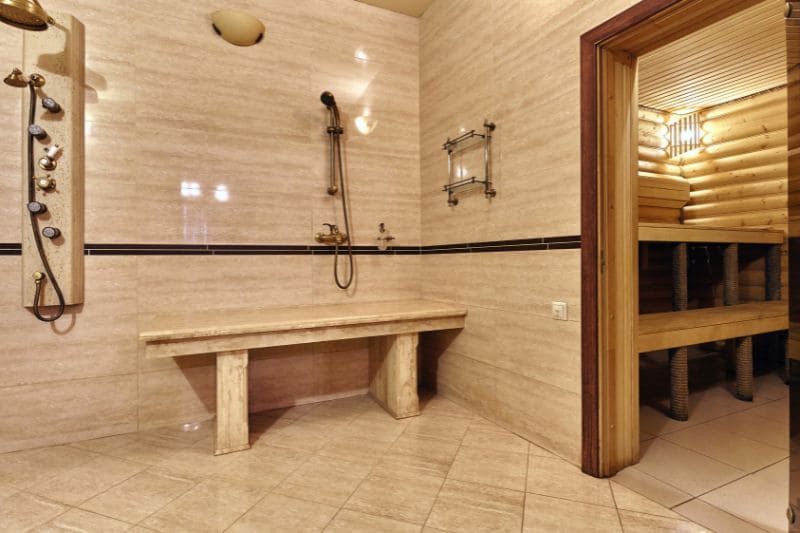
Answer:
[{"left": 0, "top": 0, "right": 796, "bottom": 532}]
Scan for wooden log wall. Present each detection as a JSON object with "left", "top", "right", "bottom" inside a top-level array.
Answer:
[{"left": 683, "top": 88, "right": 788, "bottom": 302}]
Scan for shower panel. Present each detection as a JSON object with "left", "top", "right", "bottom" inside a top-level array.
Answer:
[
  {"left": 3, "top": 11, "right": 85, "bottom": 321},
  {"left": 316, "top": 91, "right": 354, "bottom": 290}
]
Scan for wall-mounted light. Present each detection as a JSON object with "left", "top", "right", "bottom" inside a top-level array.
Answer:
[
  {"left": 211, "top": 9, "right": 265, "bottom": 46},
  {"left": 354, "top": 49, "right": 369, "bottom": 62},
  {"left": 180, "top": 181, "right": 202, "bottom": 198},
  {"left": 214, "top": 184, "right": 230, "bottom": 202},
  {"left": 354, "top": 108, "right": 377, "bottom": 135},
  {"left": 667, "top": 111, "right": 702, "bottom": 159}
]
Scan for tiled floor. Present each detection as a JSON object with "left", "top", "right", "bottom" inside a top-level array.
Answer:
[
  {"left": 0, "top": 394, "right": 707, "bottom": 532},
  {"left": 616, "top": 368, "right": 790, "bottom": 533}
]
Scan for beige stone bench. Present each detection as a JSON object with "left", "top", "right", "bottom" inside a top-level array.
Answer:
[{"left": 139, "top": 299, "right": 467, "bottom": 455}]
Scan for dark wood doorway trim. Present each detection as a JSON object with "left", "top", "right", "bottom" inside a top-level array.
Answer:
[{"left": 580, "top": 0, "right": 763, "bottom": 477}]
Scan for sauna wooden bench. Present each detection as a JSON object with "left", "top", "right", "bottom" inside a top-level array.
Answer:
[
  {"left": 139, "top": 299, "right": 467, "bottom": 456},
  {"left": 638, "top": 222, "right": 785, "bottom": 419},
  {"left": 638, "top": 301, "right": 788, "bottom": 353}
]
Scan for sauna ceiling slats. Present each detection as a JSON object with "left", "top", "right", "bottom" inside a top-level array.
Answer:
[
  {"left": 638, "top": 0, "right": 787, "bottom": 112},
  {"left": 354, "top": 0, "right": 434, "bottom": 17}
]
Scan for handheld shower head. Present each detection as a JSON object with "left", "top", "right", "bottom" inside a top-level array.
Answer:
[
  {"left": 320, "top": 91, "right": 341, "bottom": 129},
  {"left": 320, "top": 91, "right": 336, "bottom": 108},
  {"left": 0, "top": 0, "right": 53, "bottom": 31}
]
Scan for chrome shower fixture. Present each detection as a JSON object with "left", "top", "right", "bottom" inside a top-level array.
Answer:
[{"left": 0, "top": 0, "right": 53, "bottom": 31}]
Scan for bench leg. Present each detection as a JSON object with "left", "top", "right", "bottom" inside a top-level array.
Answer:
[
  {"left": 735, "top": 336, "right": 753, "bottom": 402},
  {"left": 369, "top": 333, "right": 420, "bottom": 419},
  {"left": 215, "top": 349, "right": 250, "bottom": 455},
  {"left": 669, "top": 346, "right": 689, "bottom": 421}
]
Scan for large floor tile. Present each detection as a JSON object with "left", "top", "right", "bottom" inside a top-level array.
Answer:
[
  {"left": 28, "top": 454, "right": 146, "bottom": 505},
  {"left": 33, "top": 508, "right": 132, "bottom": 533},
  {"left": 379, "top": 434, "right": 461, "bottom": 479},
  {"left": 142, "top": 476, "right": 265, "bottom": 532},
  {"left": 0, "top": 446, "right": 98, "bottom": 489},
  {"left": 461, "top": 417, "right": 530, "bottom": 454},
  {"left": 79, "top": 468, "right": 196, "bottom": 524},
  {"left": 402, "top": 413, "right": 472, "bottom": 443},
  {"left": 618, "top": 510, "right": 709, "bottom": 532},
  {"left": 674, "top": 499, "right": 765, "bottom": 533},
  {"left": 447, "top": 445, "right": 528, "bottom": 491},
  {"left": 227, "top": 493, "right": 338, "bottom": 533},
  {"left": 703, "top": 411, "right": 788, "bottom": 451},
  {"left": 640, "top": 384, "right": 769, "bottom": 437},
  {"left": 611, "top": 467, "right": 692, "bottom": 509},
  {"left": 275, "top": 454, "right": 372, "bottom": 507},
  {"left": 0, "top": 492, "right": 66, "bottom": 531},
  {"left": 426, "top": 478, "right": 524, "bottom": 533},
  {"left": 526, "top": 455, "right": 615, "bottom": 508},
  {"left": 661, "top": 421, "right": 787, "bottom": 472},
  {"left": 324, "top": 509, "right": 421, "bottom": 533},
  {"left": 344, "top": 468, "right": 445, "bottom": 525},
  {"left": 748, "top": 398, "right": 788, "bottom": 425},
  {"left": 634, "top": 439, "right": 746, "bottom": 496},
  {"left": 610, "top": 481, "right": 682, "bottom": 519},
  {"left": 522, "top": 493, "right": 621, "bottom": 533},
  {"left": 701, "top": 470, "right": 789, "bottom": 533}
]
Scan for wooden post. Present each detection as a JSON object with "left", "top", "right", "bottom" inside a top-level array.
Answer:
[
  {"left": 669, "top": 242, "right": 689, "bottom": 420},
  {"left": 215, "top": 349, "right": 250, "bottom": 455},
  {"left": 724, "top": 243, "right": 753, "bottom": 401},
  {"left": 369, "top": 333, "right": 420, "bottom": 419}
]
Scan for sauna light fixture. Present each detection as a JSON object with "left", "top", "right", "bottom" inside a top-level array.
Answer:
[
  {"left": 667, "top": 112, "right": 702, "bottom": 159},
  {"left": 355, "top": 49, "right": 369, "bottom": 62},
  {"left": 211, "top": 9, "right": 265, "bottom": 46}
]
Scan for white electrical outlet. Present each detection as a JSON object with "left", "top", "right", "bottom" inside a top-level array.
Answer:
[{"left": 552, "top": 301, "right": 568, "bottom": 321}]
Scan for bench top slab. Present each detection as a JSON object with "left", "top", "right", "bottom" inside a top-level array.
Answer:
[{"left": 140, "top": 299, "right": 467, "bottom": 344}]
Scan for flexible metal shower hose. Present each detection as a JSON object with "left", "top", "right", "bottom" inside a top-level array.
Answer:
[
  {"left": 27, "top": 83, "right": 64, "bottom": 321},
  {"left": 332, "top": 131, "right": 354, "bottom": 290}
]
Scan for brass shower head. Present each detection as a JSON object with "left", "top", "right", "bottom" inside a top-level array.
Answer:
[
  {"left": 4, "top": 68, "right": 28, "bottom": 87},
  {"left": 3, "top": 68, "right": 45, "bottom": 88},
  {"left": 0, "top": 0, "right": 53, "bottom": 31}
]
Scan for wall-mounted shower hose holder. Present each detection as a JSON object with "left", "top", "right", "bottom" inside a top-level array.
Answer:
[{"left": 9, "top": 12, "right": 85, "bottom": 321}]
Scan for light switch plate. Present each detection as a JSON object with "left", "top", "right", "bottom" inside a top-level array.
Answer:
[{"left": 552, "top": 301, "right": 568, "bottom": 321}]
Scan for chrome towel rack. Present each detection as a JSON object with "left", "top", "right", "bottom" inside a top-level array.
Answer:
[{"left": 442, "top": 120, "right": 496, "bottom": 206}]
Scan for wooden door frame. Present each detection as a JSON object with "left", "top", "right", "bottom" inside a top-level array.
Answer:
[{"left": 580, "top": 0, "right": 767, "bottom": 477}]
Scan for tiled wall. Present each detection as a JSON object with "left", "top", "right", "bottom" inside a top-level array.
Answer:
[
  {"left": 0, "top": 0, "right": 420, "bottom": 453},
  {"left": 418, "top": 0, "right": 639, "bottom": 465}
]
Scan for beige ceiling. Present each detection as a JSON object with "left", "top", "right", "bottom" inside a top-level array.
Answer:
[
  {"left": 355, "top": 0, "right": 435, "bottom": 17},
  {"left": 638, "top": 0, "right": 787, "bottom": 112}
]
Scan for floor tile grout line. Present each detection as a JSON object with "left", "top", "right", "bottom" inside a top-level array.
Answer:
[
  {"left": 519, "top": 443, "right": 531, "bottom": 533},
  {"left": 671, "top": 496, "right": 770, "bottom": 533},
  {"left": 650, "top": 433, "right": 786, "bottom": 477},
  {"left": 607, "top": 478, "right": 626, "bottom": 532},
  {"left": 325, "top": 405, "right": 415, "bottom": 526}
]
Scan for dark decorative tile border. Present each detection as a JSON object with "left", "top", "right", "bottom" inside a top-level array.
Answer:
[{"left": 0, "top": 236, "right": 581, "bottom": 257}]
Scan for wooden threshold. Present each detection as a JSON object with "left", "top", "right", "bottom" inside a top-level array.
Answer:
[
  {"left": 639, "top": 300, "right": 788, "bottom": 352},
  {"left": 639, "top": 223, "right": 785, "bottom": 244}
]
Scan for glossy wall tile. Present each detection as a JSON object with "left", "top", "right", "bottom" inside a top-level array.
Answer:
[{"left": 0, "top": 0, "right": 421, "bottom": 453}]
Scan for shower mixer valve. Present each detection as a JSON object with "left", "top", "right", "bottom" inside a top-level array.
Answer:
[
  {"left": 34, "top": 175, "right": 55, "bottom": 191},
  {"left": 38, "top": 144, "right": 62, "bottom": 171},
  {"left": 315, "top": 223, "right": 348, "bottom": 246}
]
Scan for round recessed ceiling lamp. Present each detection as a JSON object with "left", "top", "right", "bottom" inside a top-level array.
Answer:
[{"left": 211, "top": 9, "right": 265, "bottom": 46}]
